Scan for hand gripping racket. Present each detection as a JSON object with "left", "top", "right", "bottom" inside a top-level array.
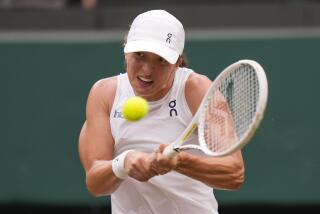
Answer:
[{"left": 163, "top": 59, "right": 268, "bottom": 157}]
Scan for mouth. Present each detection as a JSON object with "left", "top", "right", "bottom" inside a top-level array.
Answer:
[{"left": 137, "top": 76, "right": 154, "bottom": 87}]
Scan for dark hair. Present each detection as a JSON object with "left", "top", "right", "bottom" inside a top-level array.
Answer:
[{"left": 179, "top": 53, "right": 188, "bottom": 67}]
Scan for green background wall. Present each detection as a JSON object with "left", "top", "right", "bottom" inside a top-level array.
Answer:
[{"left": 1, "top": 37, "right": 319, "bottom": 205}]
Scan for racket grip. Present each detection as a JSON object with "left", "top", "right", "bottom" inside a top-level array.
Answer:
[{"left": 163, "top": 144, "right": 179, "bottom": 158}]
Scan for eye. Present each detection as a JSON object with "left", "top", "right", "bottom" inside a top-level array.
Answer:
[{"left": 158, "top": 57, "right": 168, "bottom": 64}]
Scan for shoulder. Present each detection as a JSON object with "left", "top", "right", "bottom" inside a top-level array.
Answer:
[
  {"left": 185, "top": 72, "right": 212, "bottom": 115},
  {"left": 87, "top": 76, "right": 118, "bottom": 115},
  {"left": 90, "top": 76, "right": 117, "bottom": 94},
  {"left": 185, "top": 72, "right": 211, "bottom": 89}
]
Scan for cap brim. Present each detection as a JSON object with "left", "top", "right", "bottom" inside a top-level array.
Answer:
[{"left": 124, "top": 41, "right": 179, "bottom": 64}]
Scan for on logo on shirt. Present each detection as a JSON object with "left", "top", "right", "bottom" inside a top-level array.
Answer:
[{"left": 169, "top": 100, "right": 178, "bottom": 117}]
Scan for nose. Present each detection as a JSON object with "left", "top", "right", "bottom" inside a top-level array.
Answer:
[{"left": 141, "top": 61, "right": 155, "bottom": 75}]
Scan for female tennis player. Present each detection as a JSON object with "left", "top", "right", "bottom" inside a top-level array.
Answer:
[{"left": 79, "top": 9, "right": 244, "bottom": 214}]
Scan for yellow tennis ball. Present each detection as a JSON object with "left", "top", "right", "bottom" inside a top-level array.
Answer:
[{"left": 122, "top": 96, "right": 149, "bottom": 122}]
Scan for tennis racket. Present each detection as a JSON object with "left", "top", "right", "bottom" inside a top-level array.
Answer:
[{"left": 163, "top": 59, "right": 268, "bottom": 157}]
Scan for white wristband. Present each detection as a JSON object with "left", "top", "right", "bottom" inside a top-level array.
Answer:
[{"left": 112, "top": 150, "right": 133, "bottom": 179}]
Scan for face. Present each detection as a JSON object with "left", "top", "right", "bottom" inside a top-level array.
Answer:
[{"left": 125, "top": 51, "right": 180, "bottom": 101}]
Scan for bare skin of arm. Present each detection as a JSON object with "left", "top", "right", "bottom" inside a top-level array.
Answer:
[
  {"left": 78, "top": 77, "right": 120, "bottom": 196},
  {"left": 151, "top": 73, "right": 245, "bottom": 190}
]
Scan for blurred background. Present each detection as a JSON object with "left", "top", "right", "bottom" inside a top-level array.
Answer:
[{"left": 1, "top": 0, "right": 320, "bottom": 213}]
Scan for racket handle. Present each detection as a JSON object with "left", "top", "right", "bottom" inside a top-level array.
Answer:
[{"left": 163, "top": 144, "right": 179, "bottom": 158}]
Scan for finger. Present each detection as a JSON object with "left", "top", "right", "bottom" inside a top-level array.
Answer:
[
  {"left": 140, "top": 159, "right": 159, "bottom": 179},
  {"left": 146, "top": 168, "right": 158, "bottom": 178},
  {"left": 153, "top": 146, "right": 162, "bottom": 153},
  {"left": 155, "top": 154, "right": 172, "bottom": 169},
  {"left": 151, "top": 151, "right": 179, "bottom": 175},
  {"left": 157, "top": 144, "right": 168, "bottom": 153},
  {"left": 130, "top": 170, "right": 153, "bottom": 182},
  {"left": 150, "top": 167, "right": 168, "bottom": 175},
  {"left": 128, "top": 171, "right": 142, "bottom": 181},
  {"left": 127, "top": 163, "right": 149, "bottom": 180},
  {"left": 157, "top": 168, "right": 171, "bottom": 175},
  {"left": 151, "top": 159, "right": 172, "bottom": 175},
  {"left": 155, "top": 153, "right": 174, "bottom": 168}
]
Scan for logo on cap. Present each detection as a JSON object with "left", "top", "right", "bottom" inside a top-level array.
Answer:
[{"left": 166, "top": 33, "right": 172, "bottom": 44}]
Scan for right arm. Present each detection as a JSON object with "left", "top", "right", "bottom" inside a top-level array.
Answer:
[
  {"left": 79, "top": 78, "right": 158, "bottom": 197},
  {"left": 79, "top": 78, "right": 120, "bottom": 196}
]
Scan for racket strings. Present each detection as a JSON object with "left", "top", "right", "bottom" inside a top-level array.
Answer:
[{"left": 203, "top": 64, "right": 259, "bottom": 153}]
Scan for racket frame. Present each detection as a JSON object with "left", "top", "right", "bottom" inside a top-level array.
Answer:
[{"left": 163, "top": 59, "right": 268, "bottom": 157}]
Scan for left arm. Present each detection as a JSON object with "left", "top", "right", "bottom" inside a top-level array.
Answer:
[
  {"left": 152, "top": 73, "right": 245, "bottom": 190},
  {"left": 175, "top": 149, "right": 244, "bottom": 190}
]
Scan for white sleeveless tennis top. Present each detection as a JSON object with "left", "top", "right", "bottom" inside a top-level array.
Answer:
[{"left": 110, "top": 67, "right": 218, "bottom": 214}]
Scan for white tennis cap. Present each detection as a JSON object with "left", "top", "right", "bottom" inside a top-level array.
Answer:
[{"left": 124, "top": 10, "right": 185, "bottom": 64}]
